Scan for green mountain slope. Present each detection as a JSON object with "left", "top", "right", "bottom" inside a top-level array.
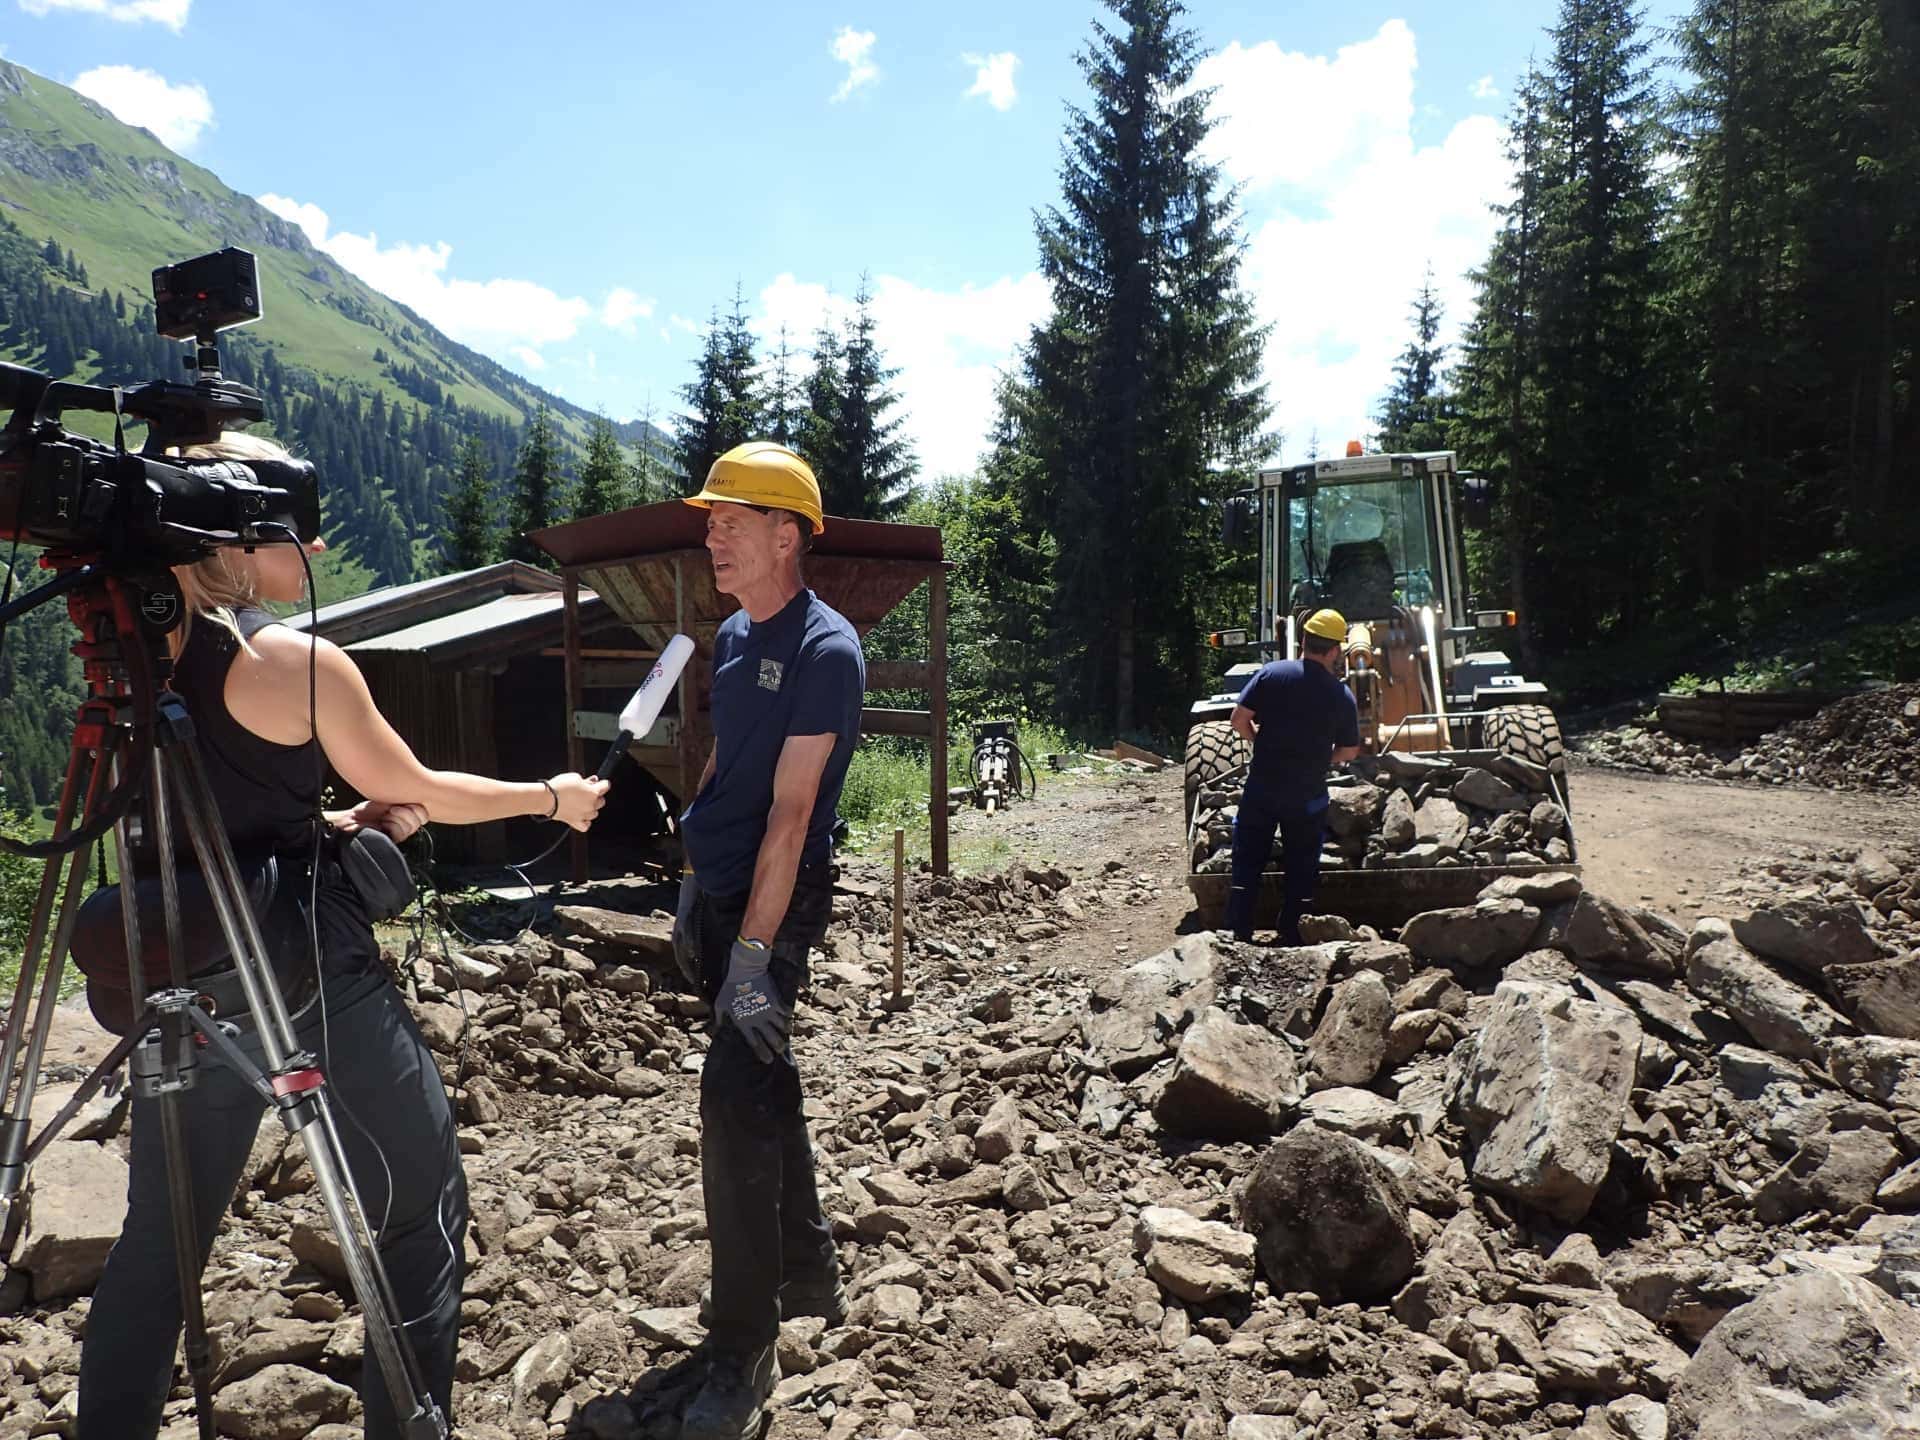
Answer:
[{"left": 0, "top": 57, "right": 609, "bottom": 435}]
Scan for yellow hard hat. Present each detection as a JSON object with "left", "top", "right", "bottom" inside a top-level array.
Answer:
[
  {"left": 1303, "top": 608, "right": 1348, "bottom": 642},
  {"left": 684, "top": 442, "right": 825, "bottom": 535}
]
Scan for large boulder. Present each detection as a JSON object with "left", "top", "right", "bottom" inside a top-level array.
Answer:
[
  {"left": 1133, "top": 1206, "right": 1256, "bottom": 1304},
  {"left": 1869, "top": 1216, "right": 1920, "bottom": 1307},
  {"left": 1753, "top": 1127, "right": 1903, "bottom": 1223},
  {"left": 1685, "top": 934, "right": 1850, "bottom": 1063},
  {"left": 1326, "top": 784, "right": 1384, "bottom": 839},
  {"left": 1414, "top": 795, "right": 1469, "bottom": 850},
  {"left": 1401, "top": 897, "right": 1542, "bottom": 968},
  {"left": 1666, "top": 1271, "right": 1920, "bottom": 1439},
  {"left": 1826, "top": 956, "right": 1920, "bottom": 1040},
  {"left": 1238, "top": 1123, "right": 1416, "bottom": 1303},
  {"left": 1455, "top": 981, "right": 1642, "bottom": 1222},
  {"left": 1153, "top": 1008, "right": 1300, "bottom": 1139},
  {"left": 1537, "top": 892, "right": 1675, "bottom": 977},
  {"left": 1826, "top": 1035, "right": 1920, "bottom": 1110},
  {"left": 1537, "top": 1300, "right": 1691, "bottom": 1398},
  {"left": 1307, "top": 972, "right": 1393, "bottom": 1085},
  {"left": 13, "top": 1140, "right": 128, "bottom": 1299},
  {"left": 1731, "top": 891, "right": 1884, "bottom": 974},
  {"left": 212, "top": 1364, "right": 356, "bottom": 1440},
  {"left": 1081, "top": 935, "right": 1218, "bottom": 1078}
]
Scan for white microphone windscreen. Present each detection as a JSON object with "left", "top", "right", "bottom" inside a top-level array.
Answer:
[{"left": 617, "top": 634, "right": 695, "bottom": 738}]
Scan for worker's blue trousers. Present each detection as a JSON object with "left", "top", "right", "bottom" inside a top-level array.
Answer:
[{"left": 1224, "top": 791, "right": 1327, "bottom": 944}]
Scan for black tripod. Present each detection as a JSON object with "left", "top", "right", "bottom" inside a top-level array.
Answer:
[{"left": 0, "top": 563, "right": 448, "bottom": 1440}]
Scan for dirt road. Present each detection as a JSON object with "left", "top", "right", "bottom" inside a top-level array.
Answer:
[{"left": 946, "top": 757, "right": 1920, "bottom": 947}]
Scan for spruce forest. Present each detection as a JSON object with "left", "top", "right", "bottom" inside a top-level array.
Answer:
[{"left": 1, "top": 0, "right": 1915, "bottom": 810}]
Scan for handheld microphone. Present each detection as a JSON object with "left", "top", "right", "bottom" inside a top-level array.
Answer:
[{"left": 595, "top": 634, "right": 695, "bottom": 780}]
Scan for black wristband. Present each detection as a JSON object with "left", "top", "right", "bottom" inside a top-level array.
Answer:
[{"left": 540, "top": 778, "right": 559, "bottom": 819}]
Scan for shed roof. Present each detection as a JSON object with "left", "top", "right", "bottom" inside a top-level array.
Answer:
[
  {"left": 285, "top": 559, "right": 607, "bottom": 664},
  {"left": 529, "top": 500, "right": 945, "bottom": 641}
]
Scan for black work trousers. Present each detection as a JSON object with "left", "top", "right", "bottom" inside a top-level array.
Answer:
[
  {"left": 1225, "top": 789, "right": 1328, "bottom": 944},
  {"left": 694, "top": 866, "right": 836, "bottom": 1354},
  {"left": 77, "top": 963, "right": 469, "bottom": 1440}
]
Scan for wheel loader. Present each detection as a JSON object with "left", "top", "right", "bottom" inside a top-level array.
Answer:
[{"left": 1185, "top": 447, "right": 1577, "bottom": 930}]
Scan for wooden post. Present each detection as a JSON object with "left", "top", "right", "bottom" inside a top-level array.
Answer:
[
  {"left": 563, "top": 568, "right": 587, "bottom": 884},
  {"left": 929, "top": 567, "right": 949, "bottom": 877},
  {"left": 891, "top": 826, "right": 905, "bottom": 1004}
]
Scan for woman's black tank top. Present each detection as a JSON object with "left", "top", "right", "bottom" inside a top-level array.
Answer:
[{"left": 164, "top": 605, "right": 320, "bottom": 860}]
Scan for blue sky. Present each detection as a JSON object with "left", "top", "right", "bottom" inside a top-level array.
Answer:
[{"left": 6, "top": 0, "right": 1688, "bottom": 474}]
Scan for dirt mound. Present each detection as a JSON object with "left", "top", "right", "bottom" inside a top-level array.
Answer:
[{"left": 1579, "top": 683, "right": 1920, "bottom": 794}]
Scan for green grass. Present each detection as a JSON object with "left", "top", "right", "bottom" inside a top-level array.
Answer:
[{"left": 836, "top": 717, "right": 1078, "bottom": 872}]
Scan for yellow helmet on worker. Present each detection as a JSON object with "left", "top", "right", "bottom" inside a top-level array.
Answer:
[
  {"left": 684, "top": 441, "right": 826, "bottom": 535},
  {"left": 1303, "top": 608, "right": 1348, "bottom": 642}
]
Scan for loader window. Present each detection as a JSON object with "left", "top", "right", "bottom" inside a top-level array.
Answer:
[{"left": 1288, "top": 478, "right": 1439, "bottom": 618}]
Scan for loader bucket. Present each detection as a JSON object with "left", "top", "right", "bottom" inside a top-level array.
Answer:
[{"left": 1184, "top": 743, "right": 1577, "bottom": 934}]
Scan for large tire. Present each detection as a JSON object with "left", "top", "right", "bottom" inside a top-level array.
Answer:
[
  {"left": 1184, "top": 720, "right": 1250, "bottom": 824},
  {"left": 1484, "top": 703, "right": 1569, "bottom": 803}
]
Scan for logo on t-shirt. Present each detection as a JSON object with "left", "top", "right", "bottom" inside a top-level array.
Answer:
[{"left": 758, "top": 658, "right": 784, "bottom": 692}]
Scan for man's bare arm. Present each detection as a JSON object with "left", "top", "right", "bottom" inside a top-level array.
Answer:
[
  {"left": 739, "top": 733, "right": 836, "bottom": 943},
  {"left": 1230, "top": 704, "right": 1258, "bottom": 745}
]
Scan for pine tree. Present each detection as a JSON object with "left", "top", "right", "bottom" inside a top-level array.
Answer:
[
  {"left": 797, "top": 320, "right": 844, "bottom": 486},
  {"left": 632, "top": 397, "right": 674, "bottom": 503},
  {"left": 765, "top": 326, "right": 802, "bottom": 447},
  {"left": 821, "top": 278, "right": 917, "bottom": 519},
  {"left": 672, "top": 293, "right": 764, "bottom": 489},
  {"left": 1375, "top": 268, "right": 1449, "bottom": 452},
  {"left": 439, "top": 434, "right": 501, "bottom": 572},
  {"left": 574, "top": 412, "right": 633, "bottom": 519},
  {"left": 506, "top": 404, "right": 565, "bottom": 566},
  {"left": 1016, "top": 0, "right": 1271, "bottom": 734}
]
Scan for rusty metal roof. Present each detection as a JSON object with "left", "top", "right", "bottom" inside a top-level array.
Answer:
[
  {"left": 531, "top": 500, "right": 944, "bottom": 568},
  {"left": 529, "top": 500, "right": 946, "bottom": 640}
]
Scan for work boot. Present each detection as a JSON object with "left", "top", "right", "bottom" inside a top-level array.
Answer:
[
  {"left": 698, "top": 1267, "right": 848, "bottom": 1328},
  {"left": 680, "top": 1343, "right": 778, "bottom": 1440}
]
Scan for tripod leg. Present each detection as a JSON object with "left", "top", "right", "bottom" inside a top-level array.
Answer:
[
  {"left": 157, "top": 732, "right": 448, "bottom": 1438},
  {"left": 0, "top": 714, "right": 117, "bottom": 1206},
  {"left": 138, "top": 765, "right": 219, "bottom": 1440}
]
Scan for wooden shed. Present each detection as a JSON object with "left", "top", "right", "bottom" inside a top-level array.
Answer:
[
  {"left": 529, "top": 500, "right": 951, "bottom": 878},
  {"left": 288, "top": 561, "right": 666, "bottom": 863}
]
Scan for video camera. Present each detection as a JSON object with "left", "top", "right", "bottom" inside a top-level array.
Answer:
[{"left": 0, "top": 247, "right": 320, "bottom": 568}]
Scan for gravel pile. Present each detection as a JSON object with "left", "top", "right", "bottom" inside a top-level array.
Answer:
[
  {"left": 1191, "top": 750, "right": 1571, "bottom": 877},
  {"left": 6, "top": 844, "right": 1920, "bottom": 1440},
  {"left": 1577, "top": 683, "right": 1920, "bottom": 794}
]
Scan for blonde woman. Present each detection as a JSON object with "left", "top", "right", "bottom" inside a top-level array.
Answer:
[{"left": 77, "top": 434, "right": 608, "bottom": 1440}]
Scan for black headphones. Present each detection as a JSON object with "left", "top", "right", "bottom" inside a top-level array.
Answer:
[{"left": 338, "top": 825, "right": 416, "bottom": 921}]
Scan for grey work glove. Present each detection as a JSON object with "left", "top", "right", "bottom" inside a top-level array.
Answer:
[
  {"left": 671, "top": 872, "right": 702, "bottom": 988},
  {"left": 717, "top": 937, "right": 790, "bottom": 1064}
]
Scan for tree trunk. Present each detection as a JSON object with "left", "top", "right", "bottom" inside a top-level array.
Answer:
[{"left": 1114, "top": 596, "right": 1136, "bottom": 738}]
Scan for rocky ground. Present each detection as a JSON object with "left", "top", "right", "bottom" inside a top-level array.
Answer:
[
  {"left": 4, "top": 763, "right": 1920, "bottom": 1440},
  {"left": 1575, "top": 682, "right": 1920, "bottom": 794}
]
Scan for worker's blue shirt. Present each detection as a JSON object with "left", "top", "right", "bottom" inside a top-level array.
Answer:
[
  {"left": 680, "top": 588, "right": 865, "bottom": 897},
  {"left": 1236, "top": 659, "right": 1361, "bottom": 815}
]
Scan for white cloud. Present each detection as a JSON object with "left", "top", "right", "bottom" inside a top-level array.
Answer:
[
  {"left": 1193, "top": 21, "right": 1510, "bottom": 462},
  {"left": 71, "top": 64, "right": 211, "bottom": 150},
  {"left": 830, "top": 26, "right": 877, "bottom": 102},
  {"left": 667, "top": 314, "right": 702, "bottom": 336},
  {"left": 20, "top": 0, "right": 189, "bottom": 30},
  {"left": 756, "top": 270, "right": 1050, "bottom": 477},
  {"left": 600, "top": 287, "right": 654, "bottom": 334},
  {"left": 1470, "top": 74, "right": 1499, "bottom": 100},
  {"left": 512, "top": 346, "right": 547, "bottom": 372},
  {"left": 257, "top": 192, "right": 594, "bottom": 362},
  {"left": 962, "top": 51, "right": 1019, "bottom": 111}
]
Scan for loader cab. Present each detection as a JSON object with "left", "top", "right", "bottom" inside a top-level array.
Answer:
[{"left": 1262, "top": 451, "right": 1469, "bottom": 655}]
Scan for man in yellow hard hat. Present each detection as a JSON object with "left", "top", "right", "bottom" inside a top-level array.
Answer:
[
  {"left": 1225, "top": 607, "right": 1362, "bottom": 944},
  {"left": 668, "top": 441, "right": 861, "bottom": 1440}
]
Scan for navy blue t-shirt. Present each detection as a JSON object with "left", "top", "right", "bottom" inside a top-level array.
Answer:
[
  {"left": 680, "top": 588, "right": 865, "bottom": 896},
  {"left": 1235, "top": 659, "right": 1361, "bottom": 813}
]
